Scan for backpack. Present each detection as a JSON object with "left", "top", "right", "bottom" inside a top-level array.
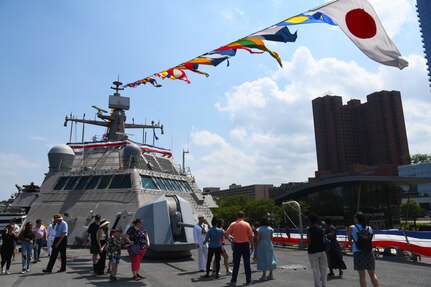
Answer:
[{"left": 353, "top": 224, "right": 373, "bottom": 252}]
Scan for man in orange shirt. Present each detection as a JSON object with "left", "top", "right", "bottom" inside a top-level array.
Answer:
[{"left": 226, "top": 211, "right": 254, "bottom": 286}]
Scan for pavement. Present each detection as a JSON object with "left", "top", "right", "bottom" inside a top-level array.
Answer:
[{"left": 1, "top": 245, "right": 430, "bottom": 287}]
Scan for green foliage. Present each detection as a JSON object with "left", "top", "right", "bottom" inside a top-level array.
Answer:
[
  {"left": 409, "top": 154, "right": 431, "bottom": 165},
  {"left": 211, "top": 195, "right": 283, "bottom": 226},
  {"left": 400, "top": 201, "right": 426, "bottom": 220}
]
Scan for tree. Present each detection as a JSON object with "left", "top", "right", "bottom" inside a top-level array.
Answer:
[
  {"left": 211, "top": 195, "right": 282, "bottom": 226},
  {"left": 409, "top": 154, "right": 431, "bottom": 165},
  {"left": 400, "top": 201, "right": 426, "bottom": 230}
]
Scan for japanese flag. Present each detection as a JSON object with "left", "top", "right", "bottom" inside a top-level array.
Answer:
[{"left": 314, "top": 0, "right": 408, "bottom": 69}]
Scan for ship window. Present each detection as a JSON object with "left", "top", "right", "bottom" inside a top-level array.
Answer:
[
  {"left": 97, "top": 175, "right": 112, "bottom": 189},
  {"left": 179, "top": 180, "right": 192, "bottom": 192},
  {"left": 177, "top": 180, "right": 187, "bottom": 192},
  {"left": 75, "top": 176, "right": 90, "bottom": 190},
  {"left": 54, "top": 177, "right": 68, "bottom": 190},
  {"left": 155, "top": 177, "right": 168, "bottom": 191},
  {"left": 163, "top": 179, "right": 175, "bottom": 191},
  {"left": 176, "top": 180, "right": 187, "bottom": 192},
  {"left": 109, "top": 174, "right": 131, "bottom": 189},
  {"left": 141, "top": 175, "right": 159, "bottom": 190},
  {"left": 183, "top": 181, "right": 193, "bottom": 192},
  {"left": 64, "top": 177, "right": 78, "bottom": 190},
  {"left": 86, "top": 176, "right": 100, "bottom": 189},
  {"left": 170, "top": 180, "right": 183, "bottom": 192}
]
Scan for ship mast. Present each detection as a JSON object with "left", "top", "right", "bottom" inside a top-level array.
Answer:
[{"left": 64, "top": 80, "right": 164, "bottom": 142}]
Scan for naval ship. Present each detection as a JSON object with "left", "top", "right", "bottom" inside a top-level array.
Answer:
[{"left": 10, "top": 81, "right": 216, "bottom": 257}]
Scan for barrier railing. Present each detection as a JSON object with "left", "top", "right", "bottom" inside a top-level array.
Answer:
[{"left": 273, "top": 228, "right": 431, "bottom": 257}]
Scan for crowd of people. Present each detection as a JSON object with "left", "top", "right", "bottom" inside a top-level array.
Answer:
[{"left": 0, "top": 210, "right": 379, "bottom": 286}]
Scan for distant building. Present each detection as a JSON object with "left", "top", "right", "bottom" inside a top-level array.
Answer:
[
  {"left": 399, "top": 162, "right": 431, "bottom": 211},
  {"left": 204, "top": 184, "right": 273, "bottom": 199},
  {"left": 417, "top": 0, "right": 431, "bottom": 89},
  {"left": 312, "top": 91, "right": 410, "bottom": 178},
  {"left": 271, "top": 176, "right": 431, "bottom": 229}
]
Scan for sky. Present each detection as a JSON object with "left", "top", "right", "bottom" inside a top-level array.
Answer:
[{"left": 0, "top": 0, "right": 430, "bottom": 200}]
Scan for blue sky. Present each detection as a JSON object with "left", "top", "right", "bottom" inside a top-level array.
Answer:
[{"left": 0, "top": 0, "right": 429, "bottom": 200}]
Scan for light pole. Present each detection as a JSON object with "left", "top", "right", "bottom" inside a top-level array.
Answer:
[{"left": 282, "top": 200, "right": 306, "bottom": 249}]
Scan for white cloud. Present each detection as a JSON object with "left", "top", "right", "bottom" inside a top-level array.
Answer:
[
  {"left": 28, "top": 135, "right": 49, "bottom": 141},
  {"left": 230, "top": 128, "right": 248, "bottom": 142},
  {"left": 369, "top": 0, "right": 416, "bottom": 38},
  {"left": 190, "top": 46, "right": 430, "bottom": 189},
  {"left": 220, "top": 7, "right": 245, "bottom": 21},
  {"left": 0, "top": 153, "right": 40, "bottom": 176}
]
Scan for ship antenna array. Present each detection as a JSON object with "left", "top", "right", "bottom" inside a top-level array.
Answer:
[{"left": 111, "top": 80, "right": 124, "bottom": 95}]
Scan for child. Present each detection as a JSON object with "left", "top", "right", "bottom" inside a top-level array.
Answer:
[{"left": 107, "top": 227, "right": 127, "bottom": 281}]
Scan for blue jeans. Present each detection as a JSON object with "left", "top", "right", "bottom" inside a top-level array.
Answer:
[
  {"left": 231, "top": 242, "right": 251, "bottom": 284},
  {"left": 21, "top": 240, "right": 32, "bottom": 270},
  {"left": 34, "top": 238, "right": 45, "bottom": 261}
]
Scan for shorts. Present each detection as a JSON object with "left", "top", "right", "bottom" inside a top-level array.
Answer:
[
  {"left": 109, "top": 255, "right": 120, "bottom": 264},
  {"left": 354, "top": 251, "right": 375, "bottom": 271},
  {"left": 90, "top": 245, "right": 99, "bottom": 255}
]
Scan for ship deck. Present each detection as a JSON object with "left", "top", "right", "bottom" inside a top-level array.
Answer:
[{"left": 2, "top": 245, "right": 430, "bottom": 287}]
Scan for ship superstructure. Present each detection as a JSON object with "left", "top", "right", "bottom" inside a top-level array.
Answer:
[{"left": 13, "top": 81, "right": 215, "bottom": 257}]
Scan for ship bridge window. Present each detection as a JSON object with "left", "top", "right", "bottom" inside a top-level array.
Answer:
[
  {"left": 141, "top": 175, "right": 159, "bottom": 190},
  {"left": 154, "top": 177, "right": 168, "bottom": 191},
  {"left": 86, "top": 176, "right": 101, "bottom": 189},
  {"left": 75, "top": 176, "right": 90, "bottom": 190},
  {"left": 53, "top": 177, "right": 68, "bottom": 190},
  {"left": 179, "top": 180, "right": 193, "bottom": 192},
  {"left": 97, "top": 175, "right": 112, "bottom": 189},
  {"left": 64, "top": 177, "right": 79, "bottom": 190},
  {"left": 163, "top": 178, "right": 175, "bottom": 191},
  {"left": 170, "top": 180, "right": 183, "bottom": 192},
  {"left": 109, "top": 174, "right": 131, "bottom": 189}
]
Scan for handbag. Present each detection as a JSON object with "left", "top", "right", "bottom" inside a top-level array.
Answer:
[{"left": 128, "top": 244, "right": 141, "bottom": 256}]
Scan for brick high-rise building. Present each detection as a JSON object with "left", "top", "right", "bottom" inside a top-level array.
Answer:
[
  {"left": 417, "top": 0, "right": 431, "bottom": 89},
  {"left": 312, "top": 90, "right": 410, "bottom": 177}
]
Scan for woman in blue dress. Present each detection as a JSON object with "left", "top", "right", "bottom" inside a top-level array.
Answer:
[{"left": 256, "top": 217, "right": 277, "bottom": 280}]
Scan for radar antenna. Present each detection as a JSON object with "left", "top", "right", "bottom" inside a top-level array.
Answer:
[
  {"left": 111, "top": 80, "right": 124, "bottom": 95},
  {"left": 91, "top": 105, "right": 108, "bottom": 114}
]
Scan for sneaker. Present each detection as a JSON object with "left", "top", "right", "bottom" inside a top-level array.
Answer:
[
  {"left": 226, "top": 269, "right": 232, "bottom": 275},
  {"left": 5, "top": 270, "right": 10, "bottom": 275},
  {"left": 26, "top": 268, "right": 30, "bottom": 272},
  {"left": 1, "top": 269, "right": 5, "bottom": 275},
  {"left": 21, "top": 270, "right": 26, "bottom": 274},
  {"left": 202, "top": 274, "right": 211, "bottom": 278}
]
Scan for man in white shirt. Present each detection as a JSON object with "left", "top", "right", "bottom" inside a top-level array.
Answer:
[
  {"left": 193, "top": 215, "right": 208, "bottom": 272},
  {"left": 10, "top": 219, "right": 20, "bottom": 261}
]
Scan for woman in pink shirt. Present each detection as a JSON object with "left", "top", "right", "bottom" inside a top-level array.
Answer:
[{"left": 32, "top": 219, "right": 47, "bottom": 263}]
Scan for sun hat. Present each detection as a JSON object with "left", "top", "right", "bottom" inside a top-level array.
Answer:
[{"left": 99, "top": 219, "right": 110, "bottom": 229}]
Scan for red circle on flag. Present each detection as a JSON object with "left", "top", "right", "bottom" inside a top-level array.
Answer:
[{"left": 345, "top": 9, "right": 377, "bottom": 39}]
